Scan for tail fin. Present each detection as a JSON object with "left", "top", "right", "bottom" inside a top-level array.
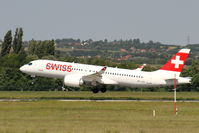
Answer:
[{"left": 159, "top": 49, "right": 190, "bottom": 73}]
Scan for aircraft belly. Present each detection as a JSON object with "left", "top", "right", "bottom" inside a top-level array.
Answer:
[
  {"left": 34, "top": 70, "right": 65, "bottom": 79},
  {"left": 115, "top": 77, "right": 150, "bottom": 88}
]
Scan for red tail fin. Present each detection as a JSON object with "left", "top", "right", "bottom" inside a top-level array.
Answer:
[{"left": 160, "top": 49, "right": 190, "bottom": 72}]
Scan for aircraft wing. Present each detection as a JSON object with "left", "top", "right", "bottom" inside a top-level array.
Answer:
[{"left": 82, "top": 67, "right": 107, "bottom": 86}]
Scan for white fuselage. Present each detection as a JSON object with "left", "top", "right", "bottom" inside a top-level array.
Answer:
[{"left": 20, "top": 60, "right": 191, "bottom": 88}]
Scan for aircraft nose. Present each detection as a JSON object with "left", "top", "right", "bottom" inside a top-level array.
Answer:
[{"left": 19, "top": 66, "right": 26, "bottom": 72}]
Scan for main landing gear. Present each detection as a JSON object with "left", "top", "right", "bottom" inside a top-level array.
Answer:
[{"left": 92, "top": 87, "right": 107, "bottom": 93}]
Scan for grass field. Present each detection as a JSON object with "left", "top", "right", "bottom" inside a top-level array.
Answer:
[
  {"left": 0, "top": 91, "right": 199, "bottom": 100},
  {"left": 0, "top": 100, "right": 199, "bottom": 133}
]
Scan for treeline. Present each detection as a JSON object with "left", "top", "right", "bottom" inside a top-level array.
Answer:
[
  {"left": 55, "top": 38, "right": 199, "bottom": 53},
  {"left": 56, "top": 38, "right": 166, "bottom": 50},
  {"left": 0, "top": 29, "right": 198, "bottom": 91},
  {"left": 55, "top": 38, "right": 199, "bottom": 65},
  {"left": 55, "top": 38, "right": 172, "bottom": 59}
]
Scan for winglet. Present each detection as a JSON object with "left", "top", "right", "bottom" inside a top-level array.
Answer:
[
  {"left": 138, "top": 64, "right": 146, "bottom": 69},
  {"left": 97, "top": 67, "right": 107, "bottom": 75},
  {"left": 135, "top": 64, "right": 146, "bottom": 71},
  {"left": 101, "top": 67, "right": 107, "bottom": 71}
]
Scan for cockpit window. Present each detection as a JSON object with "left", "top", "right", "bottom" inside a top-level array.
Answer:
[{"left": 28, "top": 63, "right": 33, "bottom": 66}]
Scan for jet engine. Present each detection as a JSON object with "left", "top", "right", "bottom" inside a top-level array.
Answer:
[{"left": 64, "top": 75, "right": 84, "bottom": 87}]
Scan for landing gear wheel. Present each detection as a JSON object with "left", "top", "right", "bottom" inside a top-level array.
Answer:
[
  {"left": 100, "top": 88, "right": 107, "bottom": 93},
  {"left": 62, "top": 86, "right": 66, "bottom": 91},
  {"left": 92, "top": 88, "right": 99, "bottom": 93}
]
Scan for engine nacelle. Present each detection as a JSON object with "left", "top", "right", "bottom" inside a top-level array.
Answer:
[{"left": 64, "top": 75, "right": 84, "bottom": 87}]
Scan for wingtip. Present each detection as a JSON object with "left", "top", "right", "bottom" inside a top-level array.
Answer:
[{"left": 101, "top": 67, "right": 107, "bottom": 71}]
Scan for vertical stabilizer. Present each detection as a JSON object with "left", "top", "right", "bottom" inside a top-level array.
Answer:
[{"left": 158, "top": 49, "right": 190, "bottom": 77}]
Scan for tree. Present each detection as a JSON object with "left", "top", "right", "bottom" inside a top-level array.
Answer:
[
  {"left": 190, "top": 60, "right": 199, "bottom": 76},
  {"left": 13, "top": 28, "right": 23, "bottom": 54},
  {"left": 191, "top": 74, "right": 199, "bottom": 90},
  {"left": 1, "top": 30, "right": 12, "bottom": 56},
  {"left": 13, "top": 28, "right": 18, "bottom": 53},
  {"left": 28, "top": 39, "right": 37, "bottom": 55},
  {"left": 28, "top": 40, "right": 55, "bottom": 58},
  {"left": 17, "top": 28, "right": 23, "bottom": 53},
  {"left": 44, "top": 40, "right": 55, "bottom": 56}
]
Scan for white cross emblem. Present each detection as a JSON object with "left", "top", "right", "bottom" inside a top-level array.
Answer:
[{"left": 171, "top": 56, "right": 184, "bottom": 68}]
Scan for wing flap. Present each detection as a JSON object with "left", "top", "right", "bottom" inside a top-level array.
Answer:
[{"left": 82, "top": 67, "right": 107, "bottom": 85}]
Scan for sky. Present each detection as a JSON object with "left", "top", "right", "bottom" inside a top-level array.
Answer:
[{"left": 0, "top": 0, "right": 199, "bottom": 45}]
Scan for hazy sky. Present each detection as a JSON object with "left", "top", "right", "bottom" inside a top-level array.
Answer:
[{"left": 0, "top": 0, "right": 199, "bottom": 45}]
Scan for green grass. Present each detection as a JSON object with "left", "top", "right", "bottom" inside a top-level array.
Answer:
[
  {"left": 0, "top": 91, "right": 199, "bottom": 100},
  {"left": 0, "top": 101, "right": 199, "bottom": 133}
]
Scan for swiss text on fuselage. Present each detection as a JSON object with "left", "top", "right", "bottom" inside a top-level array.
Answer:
[{"left": 46, "top": 63, "right": 72, "bottom": 72}]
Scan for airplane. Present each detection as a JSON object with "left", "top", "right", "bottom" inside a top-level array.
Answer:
[
  {"left": 135, "top": 64, "right": 146, "bottom": 71},
  {"left": 20, "top": 48, "right": 191, "bottom": 93}
]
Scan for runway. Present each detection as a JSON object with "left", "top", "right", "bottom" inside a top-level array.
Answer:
[
  {"left": 59, "top": 99, "right": 199, "bottom": 102},
  {"left": 0, "top": 98, "right": 199, "bottom": 102}
]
